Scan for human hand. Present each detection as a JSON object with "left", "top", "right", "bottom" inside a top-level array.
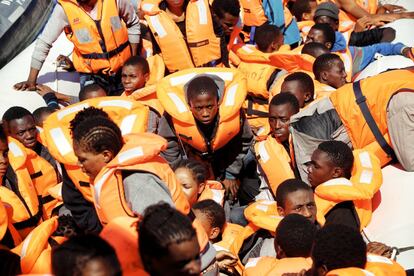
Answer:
[
  {"left": 216, "top": 251, "right": 238, "bottom": 272},
  {"left": 222, "top": 178, "right": 240, "bottom": 200},
  {"left": 56, "top": 55, "right": 74, "bottom": 71},
  {"left": 367, "top": 241, "right": 392, "bottom": 258},
  {"left": 36, "top": 84, "right": 56, "bottom": 96},
  {"left": 14, "top": 80, "right": 37, "bottom": 91}
]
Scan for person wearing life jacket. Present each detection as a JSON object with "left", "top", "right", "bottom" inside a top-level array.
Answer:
[
  {"left": 305, "top": 23, "right": 414, "bottom": 81},
  {"left": 312, "top": 53, "right": 347, "bottom": 98},
  {"left": 0, "top": 124, "right": 44, "bottom": 240},
  {"left": 33, "top": 107, "right": 56, "bottom": 129},
  {"left": 52, "top": 234, "right": 122, "bottom": 276},
  {"left": 308, "top": 141, "right": 382, "bottom": 231},
  {"left": 140, "top": 0, "right": 225, "bottom": 71},
  {"left": 157, "top": 68, "right": 253, "bottom": 202},
  {"left": 254, "top": 94, "right": 299, "bottom": 198},
  {"left": 2, "top": 107, "right": 63, "bottom": 219},
  {"left": 14, "top": 0, "right": 140, "bottom": 95},
  {"left": 174, "top": 159, "right": 225, "bottom": 207},
  {"left": 42, "top": 98, "right": 150, "bottom": 234},
  {"left": 121, "top": 55, "right": 165, "bottom": 133},
  {"left": 243, "top": 213, "right": 316, "bottom": 276},
  {"left": 311, "top": 224, "right": 405, "bottom": 276}
]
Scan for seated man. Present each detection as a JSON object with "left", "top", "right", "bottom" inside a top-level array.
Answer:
[
  {"left": 312, "top": 53, "right": 347, "bottom": 92},
  {"left": 305, "top": 23, "right": 414, "bottom": 80},
  {"left": 243, "top": 214, "right": 316, "bottom": 275},
  {"left": 308, "top": 141, "right": 381, "bottom": 230},
  {"left": 157, "top": 68, "right": 253, "bottom": 200},
  {"left": 2, "top": 107, "right": 62, "bottom": 218}
]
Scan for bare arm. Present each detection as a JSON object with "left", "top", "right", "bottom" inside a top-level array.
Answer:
[{"left": 335, "top": 0, "right": 370, "bottom": 19}]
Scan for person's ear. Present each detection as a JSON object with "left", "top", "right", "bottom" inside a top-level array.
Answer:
[
  {"left": 198, "top": 182, "right": 206, "bottom": 195},
  {"left": 102, "top": 150, "right": 114, "bottom": 164},
  {"left": 277, "top": 206, "right": 286, "bottom": 217},
  {"left": 144, "top": 72, "right": 150, "bottom": 83},
  {"left": 304, "top": 91, "right": 312, "bottom": 102},
  {"left": 321, "top": 71, "right": 329, "bottom": 81},
  {"left": 325, "top": 42, "right": 332, "bottom": 50},
  {"left": 302, "top": 12, "right": 312, "bottom": 21},
  {"left": 332, "top": 167, "right": 344, "bottom": 178},
  {"left": 209, "top": 226, "right": 221, "bottom": 240},
  {"left": 275, "top": 243, "right": 285, "bottom": 259}
]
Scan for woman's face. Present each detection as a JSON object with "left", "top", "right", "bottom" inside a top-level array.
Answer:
[
  {"left": 0, "top": 139, "right": 9, "bottom": 179},
  {"left": 73, "top": 142, "right": 109, "bottom": 180},
  {"left": 175, "top": 167, "right": 200, "bottom": 206}
]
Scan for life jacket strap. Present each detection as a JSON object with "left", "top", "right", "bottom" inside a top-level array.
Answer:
[
  {"left": 13, "top": 208, "right": 43, "bottom": 230},
  {"left": 81, "top": 41, "right": 130, "bottom": 60}
]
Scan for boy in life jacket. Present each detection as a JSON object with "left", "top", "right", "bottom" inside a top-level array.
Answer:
[
  {"left": 312, "top": 53, "right": 347, "bottom": 96},
  {"left": 311, "top": 224, "right": 405, "bottom": 276},
  {"left": 305, "top": 23, "right": 414, "bottom": 80},
  {"left": 2, "top": 107, "right": 62, "bottom": 218},
  {"left": 52, "top": 234, "right": 121, "bottom": 276},
  {"left": 138, "top": 202, "right": 208, "bottom": 276},
  {"left": 174, "top": 159, "right": 225, "bottom": 207},
  {"left": 121, "top": 56, "right": 164, "bottom": 133},
  {"left": 243, "top": 213, "right": 316, "bottom": 275},
  {"left": 254, "top": 93, "right": 300, "bottom": 198},
  {"left": 157, "top": 70, "right": 254, "bottom": 202}
]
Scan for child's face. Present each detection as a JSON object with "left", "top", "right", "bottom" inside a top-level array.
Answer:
[
  {"left": 121, "top": 65, "right": 148, "bottom": 93},
  {"left": 150, "top": 236, "right": 201, "bottom": 276},
  {"left": 268, "top": 103, "right": 297, "bottom": 143},
  {"left": 323, "top": 60, "right": 347, "bottom": 89},
  {"left": 0, "top": 139, "right": 9, "bottom": 179},
  {"left": 7, "top": 115, "right": 38, "bottom": 149},
  {"left": 189, "top": 93, "right": 219, "bottom": 125},
  {"left": 73, "top": 142, "right": 108, "bottom": 180},
  {"left": 307, "top": 149, "right": 336, "bottom": 188},
  {"left": 175, "top": 167, "right": 200, "bottom": 206}
]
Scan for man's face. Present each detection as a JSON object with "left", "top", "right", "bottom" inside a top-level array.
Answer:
[
  {"left": 315, "top": 15, "right": 338, "bottom": 31},
  {"left": 121, "top": 65, "right": 149, "bottom": 93},
  {"left": 7, "top": 115, "right": 38, "bottom": 149},
  {"left": 0, "top": 139, "right": 9, "bottom": 179},
  {"left": 279, "top": 189, "right": 317, "bottom": 224},
  {"left": 323, "top": 59, "right": 347, "bottom": 89},
  {"left": 307, "top": 149, "right": 336, "bottom": 188},
  {"left": 281, "top": 80, "right": 307, "bottom": 108},
  {"left": 219, "top": 13, "right": 239, "bottom": 36},
  {"left": 189, "top": 93, "right": 219, "bottom": 125},
  {"left": 268, "top": 103, "right": 297, "bottom": 143},
  {"left": 305, "top": 28, "right": 328, "bottom": 48}
]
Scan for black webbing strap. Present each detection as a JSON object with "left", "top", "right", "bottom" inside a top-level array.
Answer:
[
  {"left": 81, "top": 41, "right": 130, "bottom": 59},
  {"left": 13, "top": 209, "right": 43, "bottom": 230},
  {"left": 246, "top": 97, "right": 269, "bottom": 118},
  {"left": 352, "top": 81, "right": 396, "bottom": 160}
]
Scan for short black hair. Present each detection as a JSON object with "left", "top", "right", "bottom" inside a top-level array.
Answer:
[
  {"left": 302, "top": 42, "right": 330, "bottom": 58},
  {"left": 269, "top": 92, "right": 300, "bottom": 114},
  {"left": 123, "top": 55, "right": 150, "bottom": 75},
  {"left": 312, "top": 224, "right": 367, "bottom": 271},
  {"left": 78, "top": 83, "right": 108, "bottom": 102},
  {"left": 174, "top": 158, "right": 209, "bottom": 185},
  {"left": 70, "top": 111, "right": 123, "bottom": 156},
  {"left": 313, "top": 53, "right": 343, "bottom": 81},
  {"left": 0, "top": 124, "right": 7, "bottom": 143},
  {"left": 276, "top": 179, "right": 312, "bottom": 208},
  {"left": 317, "top": 141, "right": 354, "bottom": 179},
  {"left": 282, "top": 72, "right": 315, "bottom": 100},
  {"left": 193, "top": 199, "right": 226, "bottom": 230},
  {"left": 212, "top": 0, "right": 240, "bottom": 19},
  {"left": 138, "top": 203, "right": 197, "bottom": 274},
  {"left": 33, "top": 107, "right": 55, "bottom": 126},
  {"left": 291, "top": 0, "right": 311, "bottom": 21},
  {"left": 52, "top": 234, "right": 121, "bottom": 276},
  {"left": 2, "top": 106, "right": 32, "bottom": 123},
  {"left": 255, "top": 24, "right": 282, "bottom": 52},
  {"left": 186, "top": 75, "right": 219, "bottom": 103},
  {"left": 275, "top": 213, "right": 317, "bottom": 257},
  {"left": 310, "top": 23, "right": 335, "bottom": 50}
]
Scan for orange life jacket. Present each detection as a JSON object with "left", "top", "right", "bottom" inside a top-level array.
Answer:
[
  {"left": 315, "top": 149, "right": 382, "bottom": 230},
  {"left": 329, "top": 69, "right": 414, "bottom": 166},
  {"left": 356, "top": 0, "right": 378, "bottom": 14},
  {"left": 233, "top": 44, "right": 315, "bottom": 73},
  {"left": 2, "top": 139, "right": 43, "bottom": 239},
  {"left": 12, "top": 217, "right": 62, "bottom": 274},
  {"left": 314, "top": 79, "right": 337, "bottom": 99},
  {"left": 198, "top": 180, "right": 225, "bottom": 206},
  {"left": 243, "top": 200, "right": 284, "bottom": 232},
  {"left": 298, "top": 16, "right": 354, "bottom": 42},
  {"left": 239, "top": 0, "right": 294, "bottom": 27},
  {"left": 157, "top": 67, "right": 247, "bottom": 154},
  {"left": 142, "top": 0, "right": 221, "bottom": 72},
  {"left": 7, "top": 137, "right": 60, "bottom": 219},
  {"left": 91, "top": 133, "right": 190, "bottom": 224},
  {"left": 42, "top": 97, "right": 149, "bottom": 202},
  {"left": 0, "top": 200, "right": 22, "bottom": 247},
  {"left": 255, "top": 136, "right": 295, "bottom": 196},
  {"left": 146, "top": 54, "right": 166, "bottom": 85},
  {"left": 244, "top": 256, "right": 312, "bottom": 275},
  {"left": 59, "top": 0, "right": 131, "bottom": 75},
  {"left": 124, "top": 85, "right": 165, "bottom": 116}
]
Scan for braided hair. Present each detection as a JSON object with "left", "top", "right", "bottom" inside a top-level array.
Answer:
[
  {"left": 70, "top": 113, "right": 123, "bottom": 155},
  {"left": 174, "top": 158, "right": 209, "bottom": 185},
  {"left": 138, "top": 203, "right": 197, "bottom": 272}
]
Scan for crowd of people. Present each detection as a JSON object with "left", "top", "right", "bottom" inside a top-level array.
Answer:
[{"left": 1, "top": 0, "right": 414, "bottom": 275}]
